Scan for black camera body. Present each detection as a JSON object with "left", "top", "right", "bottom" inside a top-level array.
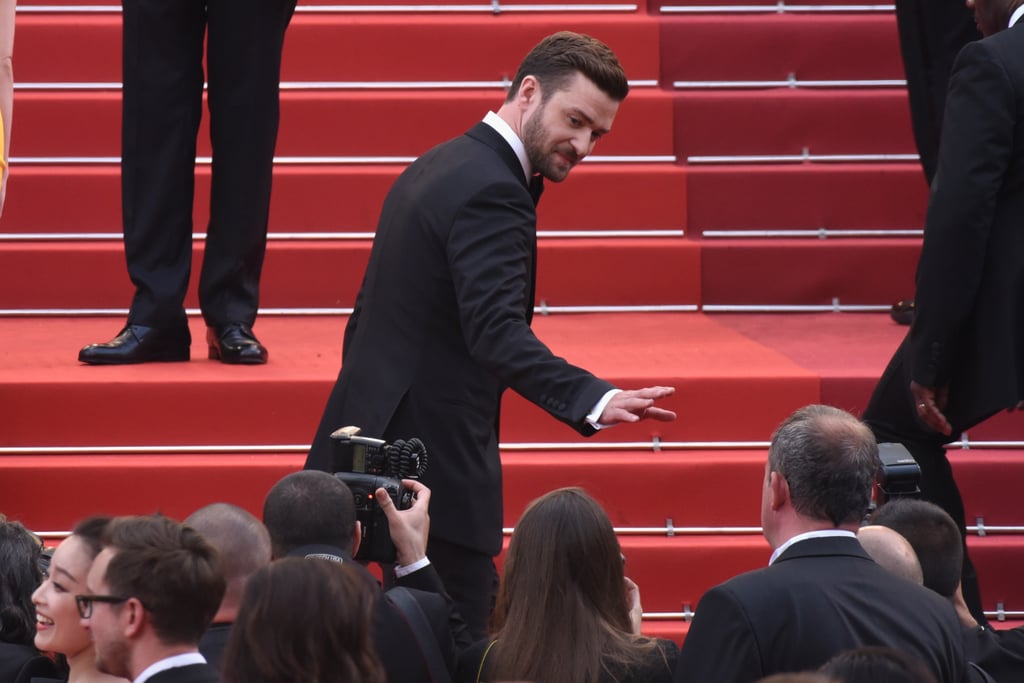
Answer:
[
  {"left": 875, "top": 442, "right": 922, "bottom": 505},
  {"left": 327, "top": 426, "right": 427, "bottom": 564}
]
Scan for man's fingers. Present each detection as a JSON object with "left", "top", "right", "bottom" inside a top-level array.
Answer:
[{"left": 644, "top": 407, "right": 677, "bottom": 422}]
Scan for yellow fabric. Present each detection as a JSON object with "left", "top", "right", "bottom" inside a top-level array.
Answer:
[{"left": 0, "top": 107, "right": 5, "bottom": 171}]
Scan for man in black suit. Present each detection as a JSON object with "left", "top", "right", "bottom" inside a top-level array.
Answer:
[
  {"left": 869, "top": 498, "right": 1024, "bottom": 683},
  {"left": 304, "top": 30, "right": 677, "bottom": 639},
  {"left": 862, "top": 0, "right": 1024, "bottom": 626},
  {"left": 262, "top": 470, "right": 472, "bottom": 683},
  {"left": 185, "top": 503, "right": 271, "bottom": 673},
  {"left": 674, "top": 405, "right": 967, "bottom": 683},
  {"left": 78, "top": 0, "right": 297, "bottom": 365},
  {"left": 80, "top": 515, "right": 226, "bottom": 683}
]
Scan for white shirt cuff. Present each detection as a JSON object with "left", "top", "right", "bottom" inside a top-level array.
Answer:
[
  {"left": 585, "top": 389, "right": 621, "bottom": 430},
  {"left": 394, "top": 556, "right": 431, "bottom": 578}
]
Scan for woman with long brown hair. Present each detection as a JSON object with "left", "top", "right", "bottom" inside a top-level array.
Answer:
[
  {"left": 458, "top": 487, "right": 678, "bottom": 683},
  {"left": 222, "top": 557, "right": 385, "bottom": 683}
]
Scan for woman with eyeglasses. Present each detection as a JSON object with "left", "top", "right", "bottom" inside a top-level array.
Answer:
[
  {"left": 30, "top": 516, "right": 127, "bottom": 683},
  {"left": 457, "top": 487, "right": 678, "bottom": 683},
  {"left": 0, "top": 516, "right": 59, "bottom": 683}
]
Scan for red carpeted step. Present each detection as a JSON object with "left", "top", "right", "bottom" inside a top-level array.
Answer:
[
  {"left": 687, "top": 163, "right": 929, "bottom": 231},
  {"left": 660, "top": 14, "right": 902, "bottom": 82},
  {"left": 674, "top": 89, "right": 915, "bottom": 158},
  {"left": 700, "top": 237, "right": 921, "bottom": 306},
  {"left": 1, "top": 164, "right": 686, "bottom": 234},
  {"left": 0, "top": 237, "right": 699, "bottom": 309},
  {"left": 15, "top": 14, "right": 661, "bottom": 83},
  {"left": 15, "top": 88, "right": 674, "bottom": 158}
]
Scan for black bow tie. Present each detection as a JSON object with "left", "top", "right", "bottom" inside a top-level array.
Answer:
[{"left": 529, "top": 174, "right": 544, "bottom": 205}]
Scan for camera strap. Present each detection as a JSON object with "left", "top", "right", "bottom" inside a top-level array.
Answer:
[{"left": 386, "top": 586, "right": 454, "bottom": 683}]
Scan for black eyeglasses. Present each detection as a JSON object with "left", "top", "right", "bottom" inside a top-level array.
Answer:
[{"left": 75, "top": 594, "right": 130, "bottom": 619}]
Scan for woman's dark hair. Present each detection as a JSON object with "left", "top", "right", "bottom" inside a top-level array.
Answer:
[
  {"left": 490, "top": 487, "right": 660, "bottom": 683},
  {"left": 820, "top": 646, "right": 938, "bottom": 683},
  {"left": 72, "top": 516, "right": 112, "bottom": 560},
  {"left": 0, "top": 516, "right": 44, "bottom": 646},
  {"left": 222, "top": 558, "right": 384, "bottom": 683}
]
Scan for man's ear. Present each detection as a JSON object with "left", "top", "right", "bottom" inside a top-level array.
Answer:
[
  {"left": 123, "top": 597, "right": 147, "bottom": 639},
  {"left": 769, "top": 471, "right": 790, "bottom": 512},
  {"left": 516, "top": 75, "right": 540, "bottom": 109},
  {"left": 351, "top": 521, "right": 362, "bottom": 557}
]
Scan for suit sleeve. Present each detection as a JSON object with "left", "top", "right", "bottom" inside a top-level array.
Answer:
[
  {"left": 911, "top": 40, "right": 1016, "bottom": 387},
  {"left": 446, "top": 179, "right": 613, "bottom": 431},
  {"left": 396, "top": 563, "right": 475, "bottom": 652},
  {"left": 674, "top": 585, "right": 763, "bottom": 683}
]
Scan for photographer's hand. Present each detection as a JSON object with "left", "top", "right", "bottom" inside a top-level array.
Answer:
[{"left": 375, "top": 479, "right": 431, "bottom": 567}]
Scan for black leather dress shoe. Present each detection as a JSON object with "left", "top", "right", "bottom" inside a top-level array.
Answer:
[
  {"left": 78, "top": 324, "right": 191, "bottom": 365},
  {"left": 207, "top": 323, "right": 268, "bottom": 364},
  {"left": 890, "top": 299, "right": 915, "bottom": 326}
]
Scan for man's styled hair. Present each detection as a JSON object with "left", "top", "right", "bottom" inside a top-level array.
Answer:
[
  {"left": 868, "top": 498, "right": 963, "bottom": 598},
  {"left": 185, "top": 503, "right": 271, "bottom": 608},
  {"left": 102, "top": 515, "right": 225, "bottom": 646},
  {"left": 262, "top": 471, "right": 357, "bottom": 558},
  {"left": 505, "top": 31, "right": 629, "bottom": 104},
  {"left": 767, "top": 405, "right": 879, "bottom": 527}
]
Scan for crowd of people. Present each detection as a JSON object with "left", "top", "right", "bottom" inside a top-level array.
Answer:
[{"left": 1, "top": 403, "right": 1023, "bottom": 683}]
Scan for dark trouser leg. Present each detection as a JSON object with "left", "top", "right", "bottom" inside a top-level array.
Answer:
[
  {"left": 863, "top": 339, "right": 988, "bottom": 625},
  {"left": 121, "top": 0, "right": 206, "bottom": 330},
  {"left": 199, "top": 0, "right": 296, "bottom": 327},
  {"left": 426, "top": 537, "right": 498, "bottom": 641}
]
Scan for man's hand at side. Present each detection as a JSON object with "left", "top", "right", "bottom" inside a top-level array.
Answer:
[{"left": 375, "top": 479, "right": 431, "bottom": 567}]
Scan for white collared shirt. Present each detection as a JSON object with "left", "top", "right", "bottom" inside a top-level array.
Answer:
[
  {"left": 1010, "top": 5, "right": 1024, "bottom": 28},
  {"left": 133, "top": 652, "right": 207, "bottom": 683},
  {"left": 482, "top": 111, "right": 531, "bottom": 182},
  {"left": 768, "top": 529, "right": 857, "bottom": 566}
]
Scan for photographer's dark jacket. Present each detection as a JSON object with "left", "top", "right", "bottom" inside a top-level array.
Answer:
[{"left": 305, "top": 121, "right": 612, "bottom": 556}]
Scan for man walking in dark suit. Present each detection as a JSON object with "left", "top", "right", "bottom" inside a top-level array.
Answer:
[
  {"left": 862, "top": 0, "right": 1024, "bottom": 626},
  {"left": 79, "top": 515, "right": 226, "bottom": 683},
  {"left": 304, "top": 31, "right": 677, "bottom": 639},
  {"left": 675, "top": 405, "right": 967, "bottom": 683},
  {"left": 78, "top": 0, "right": 297, "bottom": 365}
]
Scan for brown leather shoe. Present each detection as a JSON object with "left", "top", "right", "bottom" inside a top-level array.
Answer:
[
  {"left": 207, "top": 323, "right": 268, "bottom": 365},
  {"left": 78, "top": 324, "right": 191, "bottom": 364}
]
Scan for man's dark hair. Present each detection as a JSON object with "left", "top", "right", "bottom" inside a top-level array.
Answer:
[
  {"left": 868, "top": 498, "right": 963, "bottom": 597},
  {"left": 505, "top": 31, "right": 629, "bottom": 104},
  {"left": 0, "top": 516, "right": 43, "bottom": 646},
  {"left": 767, "top": 405, "right": 879, "bottom": 526},
  {"left": 262, "top": 471, "right": 357, "bottom": 558},
  {"left": 102, "top": 515, "right": 225, "bottom": 646}
]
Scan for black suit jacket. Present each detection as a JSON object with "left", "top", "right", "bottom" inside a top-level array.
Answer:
[
  {"left": 908, "top": 23, "right": 1024, "bottom": 429},
  {"left": 147, "top": 663, "right": 220, "bottom": 683},
  {"left": 963, "top": 625, "right": 1024, "bottom": 683},
  {"left": 674, "top": 536, "right": 967, "bottom": 683},
  {"left": 306, "top": 121, "right": 613, "bottom": 554}
]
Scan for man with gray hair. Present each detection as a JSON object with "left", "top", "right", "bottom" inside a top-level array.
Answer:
[
  {"left": 185, "top": 503, "right": 271, "bottom": 672},
  {"left": 675, "top": 405, "right": 966, "bottom": 683}
]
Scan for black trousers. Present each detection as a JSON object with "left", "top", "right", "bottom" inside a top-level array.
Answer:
[
  {"left": 893, "top": 0, "right": 979, "bottom": 185},
  {"left": 862, "top": 337, "right": 995, "bottom": 626},
  {"left": 121, "top": 0, "right": 296, "bottom": 330},
  {"left": 426, "top": 537, "right": 499, "bottom": 641}
]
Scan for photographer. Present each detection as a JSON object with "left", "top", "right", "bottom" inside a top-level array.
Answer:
[{"left": 262, "top": 471, "right": 470, "bottom": 682}]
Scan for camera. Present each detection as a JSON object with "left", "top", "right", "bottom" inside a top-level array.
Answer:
[
  {"left": 875, "top": 442, "right": 922, "bottom": 506},
  {"left": 327, "top": 426, "right": 428, "bottom": 563}
]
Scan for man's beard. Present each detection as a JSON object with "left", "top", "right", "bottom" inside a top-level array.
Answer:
[
  {"left": 95, "top": 637, "right": 132, "bottom": 679},
  {"left": 523, "top": 104, "right": 574, "bottom": 182}
]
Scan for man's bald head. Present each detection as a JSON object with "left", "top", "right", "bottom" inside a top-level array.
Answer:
[{"left": 858, "top": 525, "right": 924, "bottom": 586}]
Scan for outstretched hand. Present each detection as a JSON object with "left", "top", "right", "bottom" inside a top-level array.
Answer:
[
  {"left": 599, "top": 386, "right": 676, "bottom": 426},
  {"left": 375, "top": 479, "right": 431, "bottom": 567},
  {"left": 910, "top": 380, "right": 952, "bottom": 436}
]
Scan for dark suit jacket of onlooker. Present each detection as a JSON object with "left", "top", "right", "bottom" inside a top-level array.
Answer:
[
  {"left": 198, "top": 622, "right": 232, "bottom": 674},
  {"left": 0, "top": 642, "right": 59, "bottom": 683},
  {"left": 147, "top": 663, "right": 221, "bottom": 683},
  {"left": 964, "top": 625, "right": 1024, "bottom": 683},
  {"left": 287, "top": 545, "right": 471, "bottom": 682},
  {"left": 674, "top": 536, "right": 967, "bottom": 683}
]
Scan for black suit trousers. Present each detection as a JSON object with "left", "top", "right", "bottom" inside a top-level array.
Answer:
[{"left": 121, "top": 0, "right": 295, "bottom": 329}]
